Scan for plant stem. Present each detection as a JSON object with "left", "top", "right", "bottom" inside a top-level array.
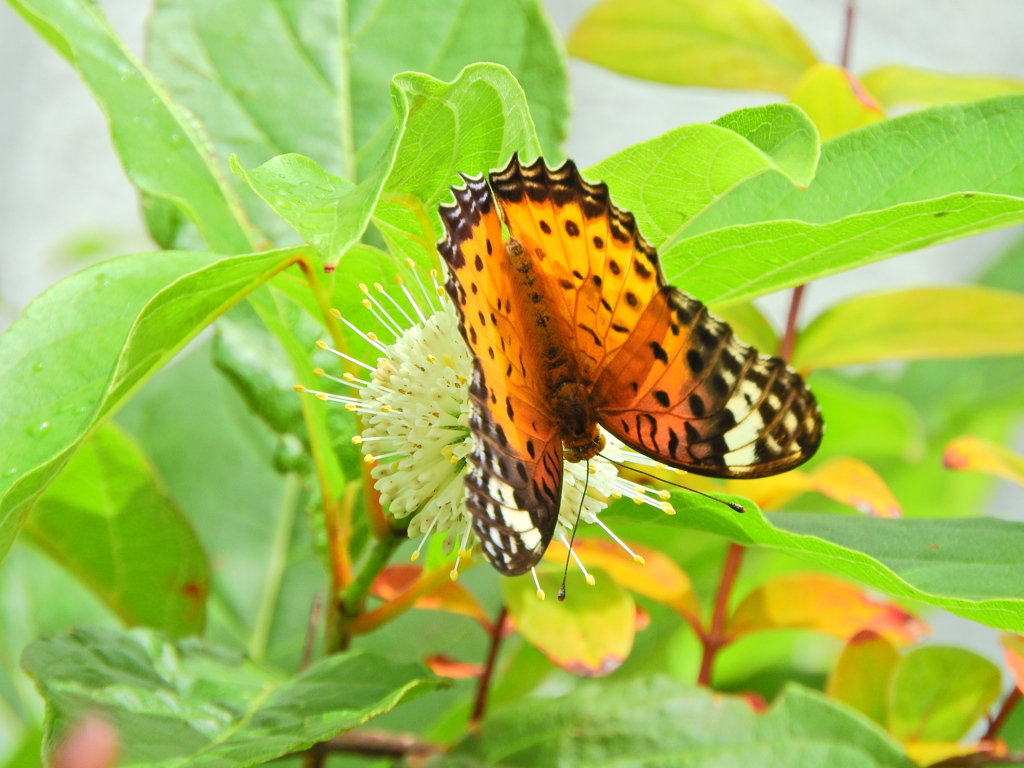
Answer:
[
  {"left": 470, "top": 605, "right": 509, "bottom": 728},
  {"left": 777, "top": 283, "right": 806, "bottom": 364},
  {"left": 332, "top": 533, "right": 403, "bottom": 651},
  {"left": 296, "top": 730, "right": 441, "bottom": 759},
  {"left": 249, "top": 473, "right": 302, "bottom": 662},
  {"left": 840, "top": 0, "right": 856, "bottom": 69},
  {"left": 697, "top": 543, "right": 746, "bottom": 687},
  {"left": 984, "top": 687, "right": 1023, "bottom": 741}
]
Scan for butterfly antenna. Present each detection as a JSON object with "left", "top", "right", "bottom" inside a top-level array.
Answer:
[
  {"left": 597, "top": 454, "right": 745, "bottom": 514},
  {"left": 558, "top": 460, "right": 591, "bottom": 601}
]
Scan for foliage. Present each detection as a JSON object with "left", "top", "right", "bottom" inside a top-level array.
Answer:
[{"left": 3, "top": 0, "right": 1024, "bottom": 766}]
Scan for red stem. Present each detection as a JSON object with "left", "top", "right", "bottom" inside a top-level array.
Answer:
[
  {"left": 840, "top": 0, "right": 856, "bottom": 69},
  {"left": 697, "top": 543, "right": 746, "bottom": 687},
  {"left": 777, "top": 284, "right": 806, "bottom": 364},
  {"left": 984, "top": 687, "right": 1023, "bottom": 741},
  {"left": 470, "top": 605, "right": 508, "bottom": 727}
]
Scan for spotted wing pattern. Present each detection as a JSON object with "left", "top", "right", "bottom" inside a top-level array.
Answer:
[
  {"left": 438, "top": 174, "right": 564, "bottom": 575},
  {"left": 488, "top": 155, "right": 823, "bottom": 478}
]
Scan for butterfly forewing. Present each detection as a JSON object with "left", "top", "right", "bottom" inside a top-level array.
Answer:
[{"left": 438, "top": 175, "right": 564, "bottom": 575}]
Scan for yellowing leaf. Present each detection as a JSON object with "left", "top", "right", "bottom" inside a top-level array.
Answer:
[
  {"left": 944, "top": 435, "right": 1024, "bottom": 488},
  {"left": 889, "top": 647, "right": 1001, "bottom": 743},
  {"left": 544, "top": 538, "right": 701, "bottom": 623},
  {"left": 793, "top": 287, "right": 1024, "bottom": 371},
  {"left": 790, "top": 64, "right": 884, "bottom": 140},
  {"left": 568, "top": 0, "right": 816, "bottom": 94},
  {"left": 728, "top": 573, "right": 928, "bottom": 645},
  {"left": 424, "top": 655, "right": 483, "bottom": 679},
  {"left": 1001, "top": 634, "right": 1024, "bottom": 691},
  {"left": 503, "top": 567, "right": 635, "bottom": 677},
  {"left": 725, "top": 457, "right": 901, "bottom": 517},
  {"left": 827, "top": 630, "right": 900, "bottom": 726},
  {"left": 371, "top": 565, "right": 489, "bottom": 627},
  {"left": 903, "top": 740, "right": 1002, "bottom": 767},
  {"left": 711, "top": 301, "right": 779, "bottom": 356},
  {"left": 861, "top": 65, "right": 1024, "bottom": 110}
]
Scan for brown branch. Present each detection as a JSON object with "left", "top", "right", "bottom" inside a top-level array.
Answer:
[
  {"left": 777, "top": 284, "right": 807, "bottom": 364},
  {"left": 697, "top": 543, "right": 746, "bottom": 687},
  {"left": 985, "top": 687, "right": 1023, "bottom": 741},
  {"left": 840, "top": 0, "right": 856, "bottom": 69},
  {"left": 930, "top": 753, "right": 1024, "bottom": 767},
  {"left": 294, "top": 731, "right": 442, "bottom": 763},
  {"left": 471, "top": 605, "right": 509, "bottom": 727}
]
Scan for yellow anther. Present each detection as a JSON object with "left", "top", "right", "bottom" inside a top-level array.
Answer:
[
  {"left": 536, "top": 588, "right": 546, "bottom": 601},
  {"left": 661, "top": 502, "right": 676, "bottom": 514},
  {"left": 380, "top": 405, "right": 392, "bottom": 413},
  {"left": 316, "top": 393, "right": 329, "bottom": 401},
  {"left": 345, "top": 403, "right": 357, "bottom": 411},
  {"left": 343, "top": 373, "right": 356, "bottom": 381},
  {"left": 329, "top": 307, "right": 342, "bottom": 318},
  {"left": 293, "top": 384, "right": 307, "bottom": 392},
  {"left": 410, "top": 550, "right": 420, "bottom": 562},
  {"left": 405, "top": 258, "right": 415, "bottom": 268},
  {"left": 358, "top": 283, "right": 369, "bottom": 293},
  {"left": 659, "top": 489, "right": 671, "bottom": 500},
  {"left": 449, "top": 569, "right": 459, "bottom": 582},
  {"left": 373, "top": 282, "right": 384, "bottom": 292},
  {"left": 634, "top": 555, "right": 647, "bottom": 566},
  {"left": 315, "top": 340, "right": 329, "bottom": 349},
  {"left": 426, "top": 355, "right": 437, "bottom": 363},
  {"left": 436, "top": 286, "right": 446, "bottom": 297},
  {"left": 367, "top": 332, "right": 379, "bottom": 342},
  {"left": 633, "top": 495, "right": 645, "bottom": 504},
  {"left": 313, "top": 368, "right": 325, "bottom": 377},
  {"left": 351, "top": 436, "right": 363, "bottom": 444},
  {"left": 585, "top": 574, "right": 596, "bottom": 586},
  {"left": 361, "top": 299, "right": 372, "bottom": 309},
  {"left": 364, "top": 454, "right": 376, "bottom": 463}
]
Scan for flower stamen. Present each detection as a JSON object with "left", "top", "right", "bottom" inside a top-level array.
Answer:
[
  {"left": 315, "top": 340, "right": 377, "bottom": 371},
  {"left": 531, "top": 567, "right": 546, "bottom": 600},
  {"left": 560, "top": 533, "right": 596, "bottom": 586}
]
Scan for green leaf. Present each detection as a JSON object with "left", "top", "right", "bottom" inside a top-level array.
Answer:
[
  {"left": 23, "top": 626, "right": 442, "bottom": 767},
  {"left": 862, "top": 65, "right": 1024, "bottom": 109},
  {"left": 236, "top": 64, "right": 542, "bottom": 262},
  {"left": 610, "top": 496, "right": 1024, "bottom": 632},
  {"left": 502, "top": 568, "right": 635, "bottom": 677},
  {"left": 710, "top": 301, "right": 779, "bottom": 356},
  {"left": 794, "top": 286, "right": 1024, "bottom": 370},
  {"left": 789, "top": 64, "right": 884, "bottom": 141},
  {"left": 147, "top": 0, "right": 567, "bottom": 245},
  {"left": 446, "top": 678, "right": 913, "bottom": 767},
  {"left": 888, "top": 647, "right": 1001, "bottom": 742},
  {"left": 0, "top": 248, "right": 306, "bottom": 566},
  {"left": 669, "top": 95, "right": 1024, "bottom": 305},
  {"left": 7, "top": 0, "right": 256, "bottom": 254},
  {"left": 827, "top": 632, "right": 900, "bottom": 727},
  {"left": 21, "top": 424, "right": 208, "bottom": 638},
  {"left": 586, "top": 103, "right": 819, "bottom": 249},
  {"left": 567, "top": 0, "right": 817, "bottom": 94},
  {"left": 0, "top": 729, "right": 41, "bottom": 768},
  {"left": 117, "top": 343, "right": 326, "bottom": 670}
]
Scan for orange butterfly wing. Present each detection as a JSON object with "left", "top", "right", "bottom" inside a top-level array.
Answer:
[
  {"left": 488, "top": 156, "right": 823, "bottom": 478},
  {"left": 438, "top": 175, "right": 564, "bottom": 575}
]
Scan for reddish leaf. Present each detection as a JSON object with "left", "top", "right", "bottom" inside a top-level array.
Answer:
[
  {"left": 424, "top": 655, "right": 483, "bottom": 679},
  {"left": 790, "top": 64, "right": 884, "bottom": 140},
  {"left": 1001, "top": 634, "right": 1024, "bottom": 691},
  {"left": 728, "top": 573, "right": 928, "bottom": 644},
  {"left": 503, "top": 567, "right": 635, "bottom": 677},
  {"left": 371, "top": 565, "right": 489, "bottom": 627}
]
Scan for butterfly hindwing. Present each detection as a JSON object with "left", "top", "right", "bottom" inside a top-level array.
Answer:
[{"left": 438, "top": 175, "right": 564, "bottom": 575}]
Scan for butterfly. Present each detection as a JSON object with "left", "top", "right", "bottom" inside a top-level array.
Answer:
[{"left": 438, "top": 154, "right": 823, "bottom": 576}]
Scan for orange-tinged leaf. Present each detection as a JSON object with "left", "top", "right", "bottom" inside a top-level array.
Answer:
[
  {"left": 793, "top": 287, "right": 1024, "bottom": 371},
  {"left": 1001, "top": 634, "right": 1024, "bottom": 691},
  {"left": 425, "top": 654, "right": 483, "bottom": 679},
  {"left": 861, "top": 65, "right": 1024, "bottom": 109},
  {"left": 568, "top": 0, "right": 817, "bottom": 94},
  {"left": 810, "top": 458, "right": 902, "bottom": 518},
  {"left": 724, "top": 457, "right": 901, "bottom": 516},
  {"left": 826, "top": 630, "right": 899, "bottom": 726},
  {"left": 945, "top": 435, "right": 1024, "bottom": 488},
  {"left": 790, "top": 64, "right": 884, "bottom": 140},
  {"left": 903, "top": 740, "right": 999, "bottom": 767},
  {"left": 371, "top": 565, "right": 490, "bottom": 627},
  {"left": 544, "top": 538, "right": 701, "bottom": 623},
  {"left": 728, "top": 573, "right": 928, "bottom": 645},
  {"left": 503, "top": 567, "right": 635, "bottom": 677}
]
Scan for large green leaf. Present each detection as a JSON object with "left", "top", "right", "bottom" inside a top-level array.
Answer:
[
  {"left": 7, "top": 0, "right": 256, "bottom": 254},
  {"left": 445, "top": 678, "right": 912, "bottom": 767},
  {"left": 23, "top": 626, "right": 442, "bottom": 767},
  {"left": 147, "top": 0, "right": 567, "bottom": 244},
  {"left": 610, "top": 495, "right": 1024, "bottom": 632},
  {"left": 0, "top": 248, "right": 306, "bottom": 566},
  {"left": 568, "top": 0, "right": 817, "bottom": 94},
  {"left": 235, "top": 64, "right": 542, "bottom": 263},
  {"left": 586, "top": 103, "right": 819, "bottom": 251},
  {"left": 21, "top": 423, "right": 208, "bottom": 638},
  {"left": 662, "top": 95, "right": 1024, "bottom": 305}
]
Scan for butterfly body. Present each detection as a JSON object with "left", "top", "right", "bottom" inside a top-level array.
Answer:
[{"left": 438, "top": 155, "right": 823, "bottom": 576}]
